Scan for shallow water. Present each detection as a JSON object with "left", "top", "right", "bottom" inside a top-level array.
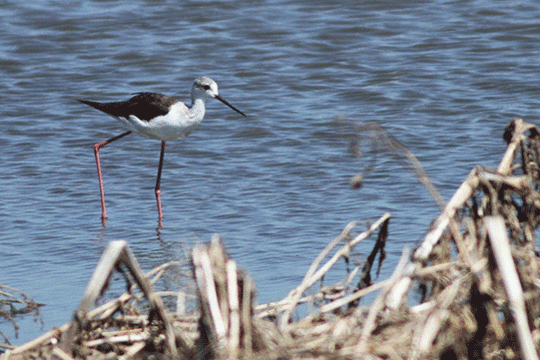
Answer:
[{"left": 2, "top": 0, "right": 540, "bottom": 345}]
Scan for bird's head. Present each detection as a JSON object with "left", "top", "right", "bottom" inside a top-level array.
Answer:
[
  {"left": 192, "top": 76, "right": 219, "bottom": 100},
  {"left": 191, "top": 76, "right": 246, "bottom": 116}
]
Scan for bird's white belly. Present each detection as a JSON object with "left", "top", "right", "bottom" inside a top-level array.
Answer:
[
  {"left": 133, "top": 117, "right": 201, "bottom": 141},
  {"left": 117, "top": 103, "right": 204, "bottom": 141}
]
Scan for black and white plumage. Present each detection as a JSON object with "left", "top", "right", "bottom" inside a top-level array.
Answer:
[{"left": 78, "top": 76, "right": 246, "bottom": 225}]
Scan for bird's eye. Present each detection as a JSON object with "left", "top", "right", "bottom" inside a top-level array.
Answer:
[{"left": 201, "top": 85, "right": 211, "bottom": 90}]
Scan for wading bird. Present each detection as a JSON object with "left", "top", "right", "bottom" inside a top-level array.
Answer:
[{"left": 78, "top": 76, "right": 246, "bottom": 225}]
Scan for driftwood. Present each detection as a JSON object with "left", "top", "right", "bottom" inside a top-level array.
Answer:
[{"left": 2, "top": 118, "right": 540, "bottom": 359}]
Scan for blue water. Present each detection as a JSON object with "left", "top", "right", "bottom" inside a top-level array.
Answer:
[{"left": 2, "top": 0, "right": 540, "bottom": 346}]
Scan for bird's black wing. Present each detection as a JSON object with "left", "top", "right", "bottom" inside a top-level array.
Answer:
[{"left": 78, "top": 92, "right": 179, "bottom": 122}]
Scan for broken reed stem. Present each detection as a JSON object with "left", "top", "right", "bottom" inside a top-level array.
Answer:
[
  {"left": 415, "top": 118, "right": 535, "bottom": 261},
  {"left": 485, "top": 217, "right": 539, "bottom": 360},
  {"left": 242, "top": 278, "right": 254, "bottom": 358},
  {"left": 7, "top": 323, "right": 70, "bottom": 356},
  {"left": 280, "top": 212, "right": 391, "bottom": 328},
  {"left": 414, "top": 168, "right": 480, "bottom": 262},
  {"left": 388, "top": 119, "right": 537, "bottom": 310},
  {"left": 317, "top": 277, "right": 390, "bottom": 315},
  {"left": 226, "top": 261, "right": 240, "bottom": 357},
  {"left": 192, "top": 237, "right": 259, "bottom": 359},
  {"left": 304, "top": 221, "right": 358, "bottom": 283},
  {"left": 410, "top": 274, "right": 467, "bottom": 359},
  {"left": 195, "top": 246, "right": 227, "bottom": 339},
  {"left": 61, "top": 240, "right": 181, "bottom": 359},
  {"left": 356, "top": 247, "right": 411, "bottom": 353},
  {"left": 498, "top": 118, "right": 537, "bottom": 174}
]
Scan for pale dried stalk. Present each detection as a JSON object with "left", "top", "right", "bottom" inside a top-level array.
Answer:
[
  {"left": 6, "top": 257, "right": 171, "bottom": 357},
  {"left": 415, "top": 118, "right": 535, "bottom": 262},
  {"left": 119, "top": 342, "right": 146, "bottom": 360},
  {"left": 318, "top": 277, "right": 391, "bottom": 315},
  {"left": 51, "top": 346, "right": 74, "bottom": 360},
  {"left": 410, "top": 275, "right": 465, "bottom": 359},
  {"left": 145, "top": 261, "right": 189, "bottom": 282},
  {"left": 485, "top": 217, "right": 539, "bottom": 360},
  {"left": 387, "top": 120, "right": 535, "bottom": 310},
  {"left": 61, "top": 240, "right": 180, "bottom": 358},
  {"left": 196, "top": 248, "right": 227, "bottom": 339},
  {"left": 242, "top": 278, "right": 254, "bottom": 358},
  {"left": 7, "top": 323, "right": 69, "bottom": 356},
  {"left": 255, "top": 289, "right": 344, "bottom": 318},
  {"left": 304, "top": 221, "right": 358, "bottom": 281},
  {"left": 280, "top": 212, "right": 391, "bottom": 327},
  {"left": 193, "top": 238, "right": 259, "bottom": 359},
  {"left": 227, "top": 260, "right": 240, "bottom": 358},
  {"left": 480, "top": 172, "right": 532, "bottom": 190},
  {"left": 84, "top": 331, "right": 149, "bottom": 347},
  {"left": 0, "top": 344, "right": 15, "bottom": 351},
  {"left": 414, "top": 168, "right": 480, "bottom": 262},
  {"left": 5, "top": 249, "right": 191, "bottom": 359},
  {"left": 356, "top": 247, "right": 411, "bottom": 353},
  {"left": 255, "top": 264, "right": 360, "bottom": 318},
  {"left": 498, "top": 118, "right": 536, "bottom": 175}
]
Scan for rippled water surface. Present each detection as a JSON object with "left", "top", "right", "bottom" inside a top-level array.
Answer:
[{"left": 2, "top": 0, "right": 540, "bottom": 345}]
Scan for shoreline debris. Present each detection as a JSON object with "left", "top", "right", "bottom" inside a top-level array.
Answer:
[{"left": 2, "top": 118, "right": 540, "bottom": 359}]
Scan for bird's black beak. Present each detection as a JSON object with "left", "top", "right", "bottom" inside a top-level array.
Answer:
[{"left": 215, "top": 95, "right": 246, "bottom": 117}]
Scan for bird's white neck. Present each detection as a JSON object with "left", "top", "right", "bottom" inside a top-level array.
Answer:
[{"left": 189, "top": 98, "right": 207, "bottom": 122}]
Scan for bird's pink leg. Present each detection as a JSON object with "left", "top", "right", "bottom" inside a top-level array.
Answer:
[
  {"left": 94, "top": 131, "right": 132, "bottom": 222},
  {"left": 155, "top": 141, "right": 165, "bottom": 226},
  {"left": 155, "top": 141, "right": 166, "bottom": 224},
  {"left": 155, "top": 141, "right": 166, "bottom": 223}
]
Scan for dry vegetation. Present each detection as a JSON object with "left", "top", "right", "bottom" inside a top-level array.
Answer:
[{"left": 2, "top": 118, "right": 540, "bottom": 359}]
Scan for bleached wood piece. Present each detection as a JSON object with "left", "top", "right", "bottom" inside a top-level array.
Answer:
[{"left": 485, "top": 217, "right": 539, "bottom": 360}]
